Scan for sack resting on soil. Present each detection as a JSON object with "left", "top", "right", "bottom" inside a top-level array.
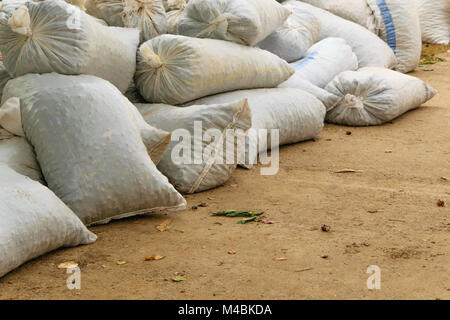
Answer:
[
  {"left": 325, "top": 67, "right": 437, "bottom": 126},
  {"left": 135, "top": 99, "right": 252, "bottom": 194},
  {"left": 0, "top": 164, "right": 96, "bottom": 278},
  {"left": 282, "top": 1, "right": 397, "bottom": 69},
  {"left": 366, "top": 0, "right": 422, "bottom": 73},
  {"left": 293, "top": 0, "right": 422, "bottom": 73},
  {"left": 178, "top": 0, "right": 291, "bottom": 46},
  {"left": 91, "top": 0, "right": 167, "bottom": 42},
  {"left": 0, "top": 1, "right": 139, "bottom": 93},
  {"left": 135, "top": 34, "right": 294, "bottom": 105},
  {"left": 256, "top": 6, "right": 321, "bottom": 63},
  {"left": 279, "top": 37, "right": 359, "bottom": 89},
  {"left": 187, "top": 88, "right": 326, "bottom": 169},
  {"left": 3, "top": 73, "right": 186, "bottom": 226},
  {"left": 415, "top": 0, "right": 450, "bottom": 45}
]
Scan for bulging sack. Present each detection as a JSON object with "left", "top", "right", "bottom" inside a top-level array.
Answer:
[
  {"left": 188, "top": 88, "right": 326, "bottom": 169},
  {"left": 416, "top": 0, "right": 450, "bottom": 45},
  {"left": 92, "top": 0, "right": 167, "bottom": 42},
  {"left": 3, "top": 73, "right": 186, "bottom": 226},
  {"left": 325, "top": 67, "right": 437, "bottom": 126},
  {"left": 178, "top": 0, "right": 291, "bottom": 46},
  {"left": 256, "top": 7, "right": 321, "bottom": 63},
  {"left": 165, "top": 0, "right": 188, "bottom": 34},
  {"left": 0, "top": 130, "right": 44, "bottom": 183},
  {"left": 135, "top": 99, "right": 252, "bottom": 193},
  {"left": 135, "top": 34, "right": 294, "bottom": 105},
  {"left": 366, "top": 0, "right": 421, "bottom": 73},
  {"left": 295, "top": 0, "right": 422, "bottom": 73},
  {"left": 283, "top": 1, "right": 397, "bottom": 69},
  {"left": 297, "top": 0, "right": 376, "bottom": 32},
  {"left": 0, "top": 1, "right": 139, "bottom": 93},
  {"left": 0, "top": 164, "right": 96, "bottom": 278},
  {"left": 279, "top": 37, "right": 358, "bottom": 89}
]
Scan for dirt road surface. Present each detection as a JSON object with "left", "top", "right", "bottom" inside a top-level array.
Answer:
[{"left": 0, "top": 50, "right": 449, "bottom": 300}]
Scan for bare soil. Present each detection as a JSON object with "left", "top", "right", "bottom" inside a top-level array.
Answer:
[{"left": 0, "top": 50, "right": 449, "bottom": 300}]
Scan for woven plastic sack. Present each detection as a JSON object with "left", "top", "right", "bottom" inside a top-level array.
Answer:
[
  {"left": 135, "top": 99, "right": 251, "bottom": 193},
  {"left": 256, "top": 7, "right": 321, "bottom": 63},
  {"left": 3, "top": 73, "right": 186, "bottom": 226},
  {"left": 0, "top": 164, "right": 96, "bottom": 278},
  {"left": 279, "top": 37, "right": 358, "bottom": 89},
  {"left": 135, "top": 34, "right": 294, "bottom": 105},
  {"left": 178, "top": 0, "right": 291, "bottom": 46},
  {"left": 92, "top": 0, "right": 167, "bottom": 42},
  {"left": 283, "top": 1, "right": 396, "bottom": 69},
  {"left": 188, "top": 88, "right": 326, "bottom": 169},
  {"left": 325, "top": 67, "right": 437, "bottom": 126},
  {"left": 0, "top": 1, "right": 139, "bottom": 93},
  {"left": 416, "top": 0, "right": 450, "bottom": 45}
]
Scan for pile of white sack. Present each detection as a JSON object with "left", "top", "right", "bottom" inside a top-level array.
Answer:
[{"left": 0, "top": 0, "right": 440, "bottom": 277}]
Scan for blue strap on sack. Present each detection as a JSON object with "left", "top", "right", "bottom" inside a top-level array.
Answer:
[{"left": 376, "top": 0, "right": 397, "bottom": 54}]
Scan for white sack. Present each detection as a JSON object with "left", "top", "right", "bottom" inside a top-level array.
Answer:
[
  {"left": 283, "top": 1, "right": 397, "bottom": 69},
  {"left": 3, "top": 73, "right": 186, "bottom": 226},
  {"left": 366, "top": 0, "right": 422, "bottom": 73},
  {"left": 0, "top": 164, "right": 96, "bottom": 278},
  {"left": 0, "top": 1, "right": 139, "bottom": 93},
  {"left": 0, "top": 129, "right": 43, "bottom": 183},
  {"left": 325, "top": 67, "right": 437, "bottom": 126},
  {"left": 280, "top": 78, "right": 340, "bottom": 109},
  {"left": 188, "top": 88, "right": 326, "bottom": 168},
  {"left": 135, "top": 34, "right": 294, "bottom": 105},
  {"left": 178, "top": 0, "right": 291, "bottom": 46},
  {"left": 279, "top": 37, "right": 358, "bottom": 89},
  {"left": 296, "top": 0, "right": 376, "bottom": 32},
  {"left": 93, "top": 0, "right": 167, "bottom": 42},
  {"left": 416, "top": 0, "right": 450, "bottom": 45},
  {"left": 295, "top": 0, "right": 421, "bottom": 73},
  {"left": 256, "top": 7, "right": 321, "bottom": 63},
  {"left": 135, "top": 99, "right": 252, "bottom": 193}
]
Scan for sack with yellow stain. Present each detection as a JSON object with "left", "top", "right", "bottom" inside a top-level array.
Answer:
[
  {"left": 2, "top": 73, "right": 186, "bottom": 226},
  {"left": 135, "top": 99, "right": 251, "bottom": 194},
  {"left": 91, "top": 0, "right": 167, "bottom": 42},
  {"left": 178, "top": 0, "right": 291, "bottom": 46},
  {"left": 0, "top": 1, "right": 139, "bottom": 93},
  {"left": 135, "top": 34, "right": 294, "bottom": 105}
]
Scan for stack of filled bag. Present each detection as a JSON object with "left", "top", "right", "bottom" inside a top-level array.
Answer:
[{"left": 0, "top": 0, "right": 440, "bottom": 278}]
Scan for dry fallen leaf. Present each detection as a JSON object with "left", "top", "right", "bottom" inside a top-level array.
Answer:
[
  {"left": 145, "top": 255, "right": 165, "bottom": 261},
  {"left": 333, "top": 169, "right": 363, "bottom": 173},
  {"left": 437, "top": 200, "right": 445, "bottom": 207},
  {"left": 230, "top": 184, "right": 239, "bottom": 188},
  {"left": 262, "top": 220, "right": 275, "bottom": 224},
  {"left": 385, "top": 149, "right": 393, "bottom": 153},
  {"left": 57, "top": 261, "right": 78, "bottom": 269},
  {"left": 440, "top": 177, "right": 449, "bottom": 181},
  {"left": 116, "top": 260, "right": 127, "bottom": 265},
  {"left": 156, "top": 219, "right": 172, "bottom": 232},
  {"left": 227, "top": 250, "right": 236, "bottom": 255},
  {"left": 273, "top": 257, "right": 287, "bottom": 261},
  {"left": 171, "top": 275, "right": 186, "bottom": 282},
  {"left": 208, "top": 197, "right": 215, "bottom": 200},
  {"left": 321, "top": 224, "right": 331, "bottom": 232}
]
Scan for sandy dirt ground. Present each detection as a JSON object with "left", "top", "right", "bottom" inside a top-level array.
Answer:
[{"left": 0, "top": 50, "right": 449, "bottom": 301}]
